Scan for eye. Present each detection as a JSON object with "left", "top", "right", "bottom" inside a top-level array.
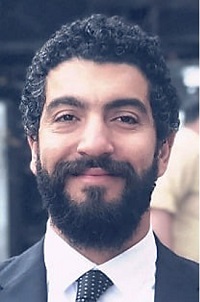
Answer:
[
  {"left": 110, "top": 112, "right": 140, "bottom": 130},
  {"left": 113, "top": 114, "right": 138, "bottom": 125},
  {"left": 117, "top": 115, "right": 138, "bottom": 124},
  {"left": 55, "top": 113, "right": 78, "bottom": 123}
]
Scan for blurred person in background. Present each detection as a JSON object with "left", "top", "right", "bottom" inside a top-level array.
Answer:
[{"left": 151, "top": 94, "right": 199, "bottom": 262}]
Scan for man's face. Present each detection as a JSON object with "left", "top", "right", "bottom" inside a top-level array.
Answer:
[{"left": 29, "top": 59, "right": 171, "bottom": 248}]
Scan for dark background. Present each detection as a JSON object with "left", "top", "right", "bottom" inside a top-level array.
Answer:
[{"left": 0, "top": 0, "right": 198, "bottom": 257}]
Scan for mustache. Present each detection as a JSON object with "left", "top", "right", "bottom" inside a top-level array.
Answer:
[
  {"left": 36, "top": 155, "right": 138, "bottom": 184},
  {"left": 54, "top": 155, "right": 135, "bottom": 178}
]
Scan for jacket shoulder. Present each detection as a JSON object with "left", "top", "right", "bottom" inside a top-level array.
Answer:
[
  {"left": 0, "top": 240, "right": 47, "bottom": 302},
  {"left": 155, "top": 237, "right": 199, "bottom": 302},
  {"left": 0, "top": 240, "right": 44, "bottom": 280}
]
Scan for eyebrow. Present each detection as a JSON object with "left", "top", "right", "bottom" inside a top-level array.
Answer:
[
  {"left": 45, "top": 96, "right": 148, "bottom": 116},
  {"left": 104, "top": 98, "right": 148, "bottom": 115},
  {"left": 45, "top": 96, "right": 86, "bottom": 114}
]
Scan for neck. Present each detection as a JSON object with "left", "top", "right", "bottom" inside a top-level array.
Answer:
[{"left": 51, "top": 211, "right": 150, "bottom": 265}]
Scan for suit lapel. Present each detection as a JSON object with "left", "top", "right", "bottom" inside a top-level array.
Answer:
[
  {"left": 155, "top": 238, "right": 177, "bottom": 302},
  {"left": 0, "top": 240, "right": 47, "bottom": 302}
]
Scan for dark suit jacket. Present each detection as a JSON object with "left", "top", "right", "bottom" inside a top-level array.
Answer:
[{"left": 0, "top": 237, "right": 198, "bottom": 302}]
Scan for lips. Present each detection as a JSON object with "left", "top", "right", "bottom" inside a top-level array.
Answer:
[
  {"left": 72, "top": 168, "right": 116, "bottom": 185},
  {"left": 81, "top": 168, "right": 110, "bottom": 177}
]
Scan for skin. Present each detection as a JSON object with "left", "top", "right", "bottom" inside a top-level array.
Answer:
[{"left": 28, "top": 58, "right": 173, "bottom": 264}]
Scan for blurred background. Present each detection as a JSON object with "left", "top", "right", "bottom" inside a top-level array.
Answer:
[{"left": 0, "top": 0, "right": 199, "bottom": 260}]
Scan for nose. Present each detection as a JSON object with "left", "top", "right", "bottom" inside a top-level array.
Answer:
[{"left": 77, "top": 118, "right": 114, "bottom": 157}]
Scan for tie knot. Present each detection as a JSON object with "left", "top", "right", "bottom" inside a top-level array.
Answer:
[{"left": 76, "top": 270, "right": 113, "bottom": 302}]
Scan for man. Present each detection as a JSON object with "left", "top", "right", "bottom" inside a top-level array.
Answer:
[
  {"left": 151, "top": 96, "right": 199, "bottom": 262},
  {"left": 0, "top": 14, "right": 198, "bottom": 302}
]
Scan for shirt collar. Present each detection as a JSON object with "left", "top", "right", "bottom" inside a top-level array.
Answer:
[
  {"left": 98, "top": 229, "right": 157, "bottom": 293},
  {"left": 44, "top": 220, "right": 95, "bottom": 292},
  {"left": 44, "top": 220, "right": 157, "bottom": 294}
]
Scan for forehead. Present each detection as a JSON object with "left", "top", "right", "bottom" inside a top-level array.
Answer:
[{"left": 45, "top": 58, "right": 150, "bottom": 109}]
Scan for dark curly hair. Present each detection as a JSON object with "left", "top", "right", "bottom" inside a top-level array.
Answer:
[{"left": 20, "top": 14, "right": 180, "bottom": 141}]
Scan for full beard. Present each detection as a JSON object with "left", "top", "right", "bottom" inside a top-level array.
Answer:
[{"left": 36, "top": 155, "right": 158, "bottom": 250}]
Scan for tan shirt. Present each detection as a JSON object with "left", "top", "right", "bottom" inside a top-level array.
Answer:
[{"left": 151, "top": 127, "right": 199, "bottom": 262}]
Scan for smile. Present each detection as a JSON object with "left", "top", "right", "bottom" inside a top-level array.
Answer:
[
  {"left": 74, "top": 168, "right": 119, "bottom": 184},
  {"left": 82, "top": 168, "right": 111, "bottom": 176}
]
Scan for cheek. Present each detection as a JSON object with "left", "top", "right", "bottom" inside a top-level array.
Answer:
[
  {"left": 120, "top": 134, "right": 157, "bottom": 174},
  {"left": 38, "top": 137, "right": 73, "bottom": 173}
]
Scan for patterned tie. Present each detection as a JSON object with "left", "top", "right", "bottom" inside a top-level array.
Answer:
[{"left": 75, "top": 270, "right": 113, "bottom": 302}]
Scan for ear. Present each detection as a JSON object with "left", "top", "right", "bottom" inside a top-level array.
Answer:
[
  {"left": 27, "top": 136, "right": 38, "bottom": 175},
  {"left": 157, "top": 132, "right": 176, "bottom": 178}
]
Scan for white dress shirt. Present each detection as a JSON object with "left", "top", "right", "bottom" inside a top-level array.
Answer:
[{"left": 44, "top": 221, "right": 157, "bottom": 302}]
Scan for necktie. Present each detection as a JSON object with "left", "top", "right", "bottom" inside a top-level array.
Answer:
[{"left": 76, "top": 270, "right": 113, "bottom": 302}]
